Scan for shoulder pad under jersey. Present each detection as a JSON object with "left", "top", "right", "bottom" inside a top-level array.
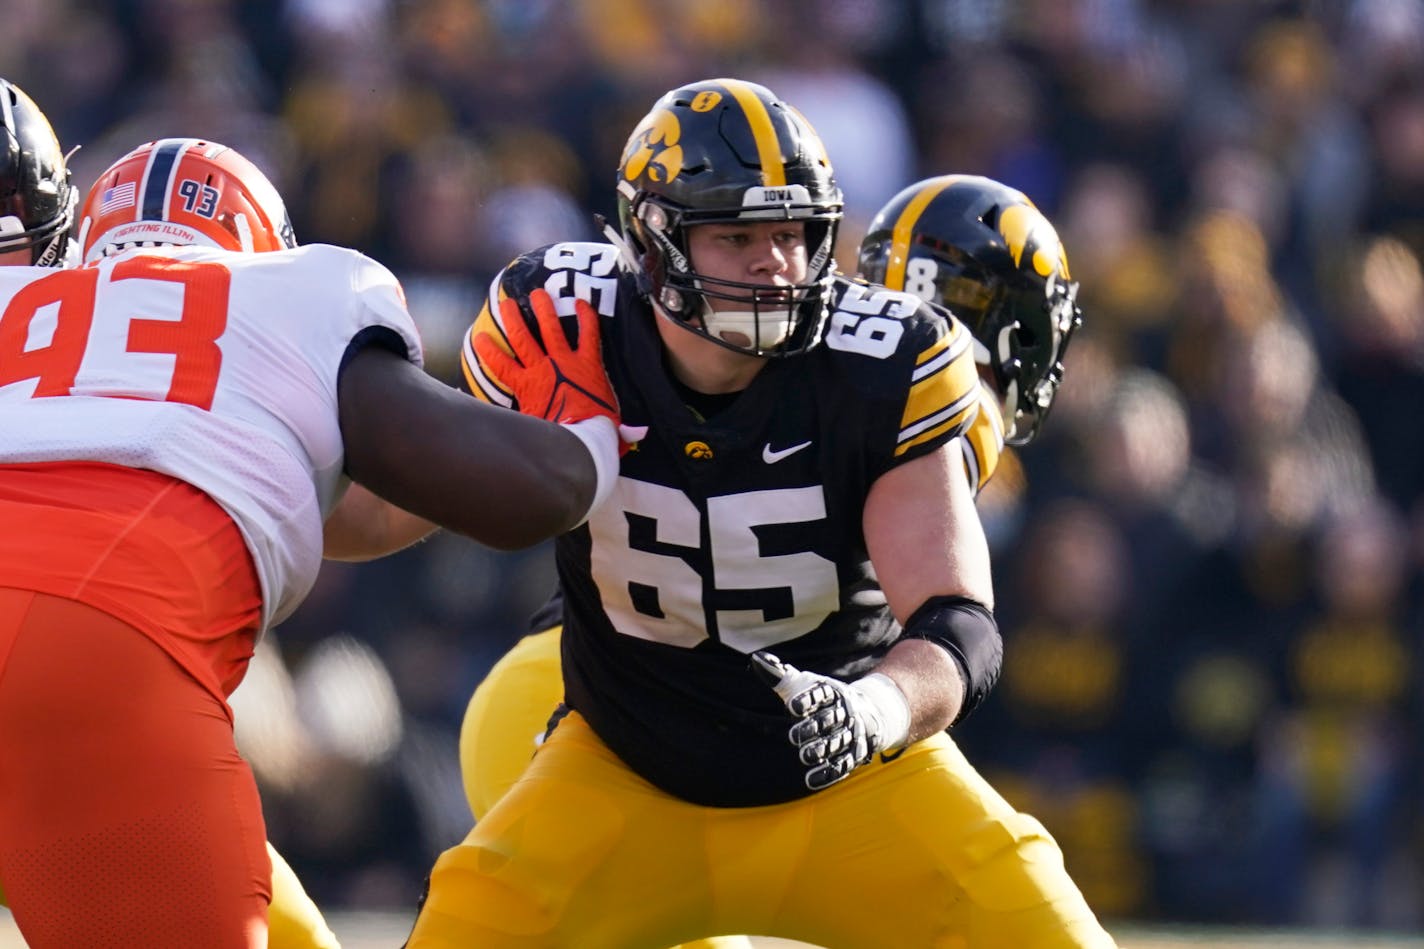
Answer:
[
  {"left": 460, "top": 242, "right": 629, "bottom": 405},
  {"left": 822, "top": 275, "right": 981, "bottom": 459}
]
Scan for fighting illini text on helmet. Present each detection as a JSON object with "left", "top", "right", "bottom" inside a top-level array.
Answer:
[
  {"left": 614, "top": 78, "right": 843, "bottom": 358},
  {"left": 78, "top": 138, "right": 296, "bottom": 264},
  {"left": 858, "top": 175, "right": 1082, "bottom": 445}
]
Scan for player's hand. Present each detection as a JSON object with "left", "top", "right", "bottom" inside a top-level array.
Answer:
[
  {"left": 751, "top": 651, "right": 910, "bottom": 792},
  {"left": 474, "top": 288, "right": 620, "bottom": 431}
]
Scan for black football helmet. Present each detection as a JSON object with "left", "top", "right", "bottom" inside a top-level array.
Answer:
[
  {"left": 0, "top": 79, "right": 74, "bottom": 266},
  {"left": 858, "top": 175, "right": 1082, "bottom": 445},
  {"left": 613, "top": 78, "right": 844, "bottom": 357}
]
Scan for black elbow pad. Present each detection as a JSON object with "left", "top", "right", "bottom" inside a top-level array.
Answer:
[{"left": 903, "top": 595, "right": 1001, "bottom": 724}]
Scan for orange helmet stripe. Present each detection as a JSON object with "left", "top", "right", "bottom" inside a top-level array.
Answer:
[
  {"left": 885, "top": 176, "right": 958, "bottom": 293},
  {"left": 718, "top": 79, "right": 786, "bottom": 187}
]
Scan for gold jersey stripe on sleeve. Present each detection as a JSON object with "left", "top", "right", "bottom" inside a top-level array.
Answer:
[
  {"left": 896, "top": 324, "right": 979, "bottom": 456},
  {"left": 885, "top": 176, "right": 956, "bottom": 294},
  {"left": 460, "top": 279, "right": 515, "bottom": 407},
  {"left": 959, "top": 385, "right": 1006, "bottom": 495},
  {"left": 718, "top": 79, "right": 786, "bottom": 187}
]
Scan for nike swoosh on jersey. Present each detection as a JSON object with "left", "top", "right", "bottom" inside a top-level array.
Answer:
[{"left": 762, "top": 440, "right": 812, "bottom": 464}]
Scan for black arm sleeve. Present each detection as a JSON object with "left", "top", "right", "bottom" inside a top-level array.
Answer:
[{"left": 903, "top": 595, "right": 1002, "bottom": 725}]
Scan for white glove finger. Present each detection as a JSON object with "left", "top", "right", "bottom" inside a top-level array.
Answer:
[
  {"left": 788, "top": 716, "right": 821, "bottom": 746},
  {"left": 806, "top": 754, "right": 856, "bottom": 791},
  {"left": 825, "top": 727, "right": 855, "bottom": 758},
  {"left": 812, "top": 704, "right": 846, "bottom": 732},
  {"left": 785, "top": 679, "right": 837, "bottom": 716},
  {"left": 791, "top": 705, "right": 846, "bottom": 743},
  {"left": 799, "top": 737, "right": 830, "bottom": 766}
]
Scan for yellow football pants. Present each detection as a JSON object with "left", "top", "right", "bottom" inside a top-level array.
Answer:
[
  {"left": 459, "top": 628, "right": 753, "bottom": 949},
  {"left": 268, "top": 844, "right": 341, "bottom": 949},
  {"left": 420, "top": 708, "right": 1116, "bottom": 948},
  {"left": 460, "top": 628, "right": 566, "bottom": 822}
]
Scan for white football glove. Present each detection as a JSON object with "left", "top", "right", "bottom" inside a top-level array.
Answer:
[{"left": 751, "top": 651, "right": 911, "bottom": 791}]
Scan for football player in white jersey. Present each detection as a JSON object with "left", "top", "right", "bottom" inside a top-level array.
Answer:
[
  {"left": 0, "top": 135, "right": 624, "bottom": 948},
  {"left": 0, "top": 80, "right": 363, "bottom": 949},
  {"left": 410, "top": 78, "right": 1111, "bottom": 948}
]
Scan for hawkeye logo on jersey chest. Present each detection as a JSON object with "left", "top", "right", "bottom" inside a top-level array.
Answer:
[{"left": 685, "top": 440, "right": 713, "bottom": 460}]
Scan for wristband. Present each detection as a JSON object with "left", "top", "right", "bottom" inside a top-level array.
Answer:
[
  {"left": 853, "top": 672, "right": 911, "bottom": 751},
  {"left": 560, "top": 415, "right": 619, "bottom": 524}
]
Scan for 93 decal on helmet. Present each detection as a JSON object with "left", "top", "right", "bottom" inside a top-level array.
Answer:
[
  {"left": 858, "top": 175, "right": 1083, "bottom": 445},
  {"left": 0, "top": 79, "right": 76, "bottom": 267},
  {"left": 609, "top": 78, "right": 844, "bottom": 358},
  {"left": 78, "top": 138, "right": 297, "bottom": 264}
]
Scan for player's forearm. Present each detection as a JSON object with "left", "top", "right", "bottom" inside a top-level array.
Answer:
[
  {"left": 875, "top": 637, "right": 967, "bottom": 742},
  {"left": 360, "top": 408, "right": 597, "bottom": 550},
  {"left": 323, "top": 483, "right": 437, "bottom": 561},
  {"left": 339, "top": 346, "right": 599, "bottom": 549}
]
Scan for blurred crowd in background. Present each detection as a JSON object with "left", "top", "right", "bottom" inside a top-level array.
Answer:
[{"left": 6, "top": 0, "right": 1423, "bottom": 934}]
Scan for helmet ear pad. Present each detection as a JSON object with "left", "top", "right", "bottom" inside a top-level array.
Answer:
[{"left": 630, "top": 198, "right": 688, "bottom": 318}]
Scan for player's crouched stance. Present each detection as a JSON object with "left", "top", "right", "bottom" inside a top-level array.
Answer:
[
  {"left": 408, "top": 78, "right": 1115, "bottom": 949},
  {"left": 0, "top": 136, "right": 624, "bottom": 949}
]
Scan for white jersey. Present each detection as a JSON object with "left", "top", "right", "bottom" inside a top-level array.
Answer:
[{"left": 0, "top": 243, "right": 422, "bottom": 630}]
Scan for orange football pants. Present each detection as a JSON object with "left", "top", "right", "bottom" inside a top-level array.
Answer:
[{"left": 0, "top": 462, "right": 270, "bottom": 949}]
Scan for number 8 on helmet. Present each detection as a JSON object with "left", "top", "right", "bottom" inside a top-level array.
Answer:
[{"left": 857, "top": 174, "right": 1083, "bottom": 445}]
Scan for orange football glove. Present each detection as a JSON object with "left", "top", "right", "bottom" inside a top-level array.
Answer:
[{"left": 474, "top": 288, "right": 620, "bottom": 429}]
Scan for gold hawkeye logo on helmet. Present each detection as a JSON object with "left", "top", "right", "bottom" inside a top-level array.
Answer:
[
  {"left": 999, "top": 204, "right": 1070, "bottom": 280},
  {"left": 622, "top": 110, "right": 683, "bottom": 184}
]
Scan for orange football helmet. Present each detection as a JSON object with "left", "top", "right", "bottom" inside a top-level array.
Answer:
[{"left": 78, "top": 138, "right": 296, "bottom": 264}]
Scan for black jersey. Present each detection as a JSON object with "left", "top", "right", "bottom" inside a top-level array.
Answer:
[{"left": 462, "top": 241, "right": 980, "bottom": 806}]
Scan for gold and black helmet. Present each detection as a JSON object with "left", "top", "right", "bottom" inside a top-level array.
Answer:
[
  {"left": 858, "top": 175, "right": 1082, "bottom": 444},
  {"left": 0, "top": 79, "right": 74, "bottom": 267},
  {"left": 615, "top": 78, "right": 843, "bottom": 357}
]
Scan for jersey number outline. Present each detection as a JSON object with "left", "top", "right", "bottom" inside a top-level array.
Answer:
[
  {"left": 0, "top": 256, "right": 231, "bottom": 409},
  {"left": 823, "top": 282, "right": 919, "bottom": 359},
  {"left": 588, "top": 478, "right": 840, "bottom": 652},
  {"left": 541, "top": 242, "right": 620, "bottom": 316}
]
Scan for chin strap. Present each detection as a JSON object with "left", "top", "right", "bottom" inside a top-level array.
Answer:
[{"left": 597, "top": 214, "right": 644, "bottom": 280}]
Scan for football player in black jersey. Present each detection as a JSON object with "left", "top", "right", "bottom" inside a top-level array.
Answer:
[
  {"left": 457, "top": 170, "right": 1082, "bottom": 823},
  {"left": 412, "top": 79, "right": 1112, "bottom": 948}
]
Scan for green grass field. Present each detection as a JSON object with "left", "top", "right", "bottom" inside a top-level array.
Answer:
[{"left": 0, "top": 909, "right": 1417, "bottom": 948}]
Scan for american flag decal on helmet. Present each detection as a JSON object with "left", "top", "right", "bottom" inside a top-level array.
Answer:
[{"left": 97, "top": 182, "right": 136, "bottom": 215}]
